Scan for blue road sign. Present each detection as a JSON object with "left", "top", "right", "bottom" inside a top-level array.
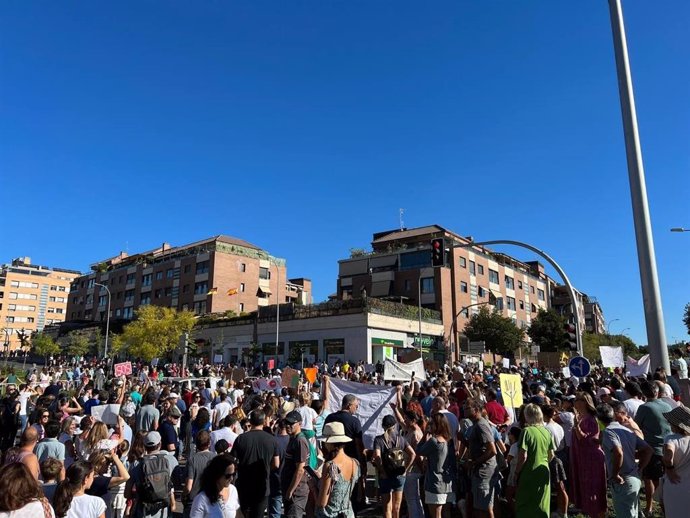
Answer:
[{"left": 568, "top": 356, "right": 591, "bottom": 378}]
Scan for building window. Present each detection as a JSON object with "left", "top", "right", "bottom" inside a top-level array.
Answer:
[
  {"left": 140, "top": 293, "right": 151, "bottom": 305},
  {"left": 489, "top": 269, "right": 499, "bottom": 284},
  {"left": 184, "top": 264, "right": 191, "bottom": 274},
  {"left": 166, "top": 268, "right": 174, "bottom": 279},
  {"left": 126, "top": 273, "right": 136, "bottom": 283},
  {"left": 165, "top": 287, "right": 172, "bottom": 297},
  {"left": 123, "top": 307, "right": 133, "bottom": 319},
  {"left": 531, "top": 286, "right": 535, "bottom": 294},
  {"left": 420, "top": 277, "right": 434, "bottom": 294},
  {"left": 259, "top": 267, "right": 271, "bottom": 280},
  {"left": 47, "top": 307, "right": 55, "bottom": 313},
  {"left": 538, "top": 289, "right": 545, "bottom": 301},
  {"left": 116, "top": 291, "right": 122, "bottom": 300},
  {"left": 98, "top": 295, "right": 107, "bottom": 306},
  {"left": 240, "top": 283, "right": 245, "bottom": 293},
  {"left": 49, "top": 296, "right": 56, "bottom": 302},
  {"left": 50, "top": 285, "right": 57, "bottom": 291},
  {"left": 194, "top": 282, "right": 208, "bottom": 295},
  {"left": 477, "top": 264, "right": 484, "bottom": 275},
  {"left": 506, "top": 297, "right": 516, "bottom": 310},
  {"left": 181, "top": 304, "right": 189, "bottom": 311},
  {"left": 155, "top": 289, "right": 162, "bottom": 299},
  {"left": 55, "top": 308, "right": 63, "bottom": 314},
  {"left": 459, "top": 257, "right": 467, "bottom": 268},
  {"left": 194, "top": 300, "right": 207, "bottom": 314},
  {"left": 469, "top": 261, "right": 476, "bottom": 275},
  {"left": 519, "top": 300, "right": 525, "bottom": 310},
  {"left": 155, "top": 271, "right": 163, "bottom": 280},
  {"left": 196, "top": 261, "right": 209, "bottom": 274},
  {"left": 460, "top": 281, "right": 468, "bottom": 293},
  {"left": 11, "top": 281, "right": 39, "bottom": 289},
  {"left": 240, "top": 263, "right": 246, "bottom": 273},
  {"left": 518, "top": 280, "right": 523, "bottom": 289},
  {"left": 239, "top": 303, "right": 245, "bottom": 312},
  {"left": 404, "top": 279, "right": 411, "bottom": 291},
  {"left": 124, "top": 290, "right": 135, "bottom": 302},
  {"left": 182, "top": 284, "right": 189, "bottom": 294},
  {"left": 115, "top": 309, "right": 121, "bottom": 317},
  {"left": 505, "top": 276, "right": 514, "bottom": 290},
  {"left": 86, "top": 295, "right": 93, "bottom": 305},
  {"left": 142, "top": 274, "right": 152, "bottom": 286},
  {"left": 531, "top": 303, "right": 537, "bottom": 313}
]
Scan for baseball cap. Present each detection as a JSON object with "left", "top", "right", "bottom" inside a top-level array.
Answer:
[
  {"left": 168, "top": 406, "right": 182, "bottom": 418},
  {"left": 168, "top": 392, "right": 179, "bottom": 399},
  {"left": 285, "top": 411, "right": 302, "bottom": 425},
  {"left": 144, "top": 431, "right": 161, "bottom": 447},
  {"left": 597, "top": 387, "right": 611, "bottom": 397}
]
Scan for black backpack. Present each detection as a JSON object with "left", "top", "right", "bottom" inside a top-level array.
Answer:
[
  {"left": 382, "top": 435, "right": 406, "bottom": 477},
  {"left": 139, "top": 454, "right": 172, "bottom": 512}
]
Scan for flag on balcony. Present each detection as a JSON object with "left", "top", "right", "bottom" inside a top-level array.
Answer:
[
  {"left": 227, "top": 288, "right": 239, "bottom": 296},
  {"left": 207, "top": 287, "right": 218, "bottom": 295}
]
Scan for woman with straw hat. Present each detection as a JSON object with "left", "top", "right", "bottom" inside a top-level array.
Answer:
[
  {"left": 315, "top": 422, "right": 360, "bottom": 518},
  {"left": 570, "top": 392, "right": 606, "bottom": 518},
  {"left": 661, "top": 405, "right": 690, "bottom": 518}
]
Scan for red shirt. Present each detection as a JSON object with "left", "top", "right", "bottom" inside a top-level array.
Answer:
[{"left": 485, "top": 400, "right": 509, "bottom": 425}]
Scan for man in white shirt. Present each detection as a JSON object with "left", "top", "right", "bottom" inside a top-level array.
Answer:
[
  {"left": 213, "top": 390, "right": 232, "bottom": 429},
  {"left": 543, "top": 405, "right": 565, "bottom": 452},
  {"left": 623, "top": 381, "right": 645, "bottom": 419},
  {"left": 210, "top": 416, "right": 239, "bottom": 452}
]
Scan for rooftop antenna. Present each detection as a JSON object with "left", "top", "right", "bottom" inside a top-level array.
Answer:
[{"left": 399, "top": 208, "right": 405, "bottom": 231}]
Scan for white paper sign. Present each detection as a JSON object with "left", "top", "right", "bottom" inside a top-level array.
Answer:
[
  {"left": 325, "top": 376, "right": 395, "bottom": 449},
  {"left": 562, "top": 367, "right": 571, "bottom": 378},
  {"left": 383, "top": 358, "right": 426, "bottom": 382},
  {"left": 600, "top": 346, "right": 624, "bottom": 368},
  {"left": 502, "top": 358, "right": 510, "bottom": 369},
  {"left": 626, "top": 354, "right": 651, "bottom": 377},
  {"left": 91, "top": 404, "right": 121, "bottom": 426}
]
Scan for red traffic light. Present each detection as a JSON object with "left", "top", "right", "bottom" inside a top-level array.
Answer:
[{"left": 433, "top": 241, "right": 441, "bottom": 249}]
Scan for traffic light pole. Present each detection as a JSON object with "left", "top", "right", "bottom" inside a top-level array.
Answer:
[{"left": 453, "top": 239, "right": 583, "bottom": 356}]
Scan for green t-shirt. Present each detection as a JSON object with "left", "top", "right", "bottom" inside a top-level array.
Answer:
[{"left": 634, "top": 399, "right": 672, "bottom": 456}]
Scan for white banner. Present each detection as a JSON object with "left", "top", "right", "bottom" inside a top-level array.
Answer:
[
  {"left": 325, "top": 377, "right": 395, "bottom": 449},
  {"left": 92, "top": 404, "right": 121, "bottom": 426},
  {"left": 600, "top": 346, "right": 624, "bottom": 368},
  {"left": 252, "top": 377, "right": 282, "bottom": 393},
  {"left": 383, "top": 358, "right": 426, "bottom": 382},
  {"left": 626, "top": 354, "right": 651, "bottom": 377}
]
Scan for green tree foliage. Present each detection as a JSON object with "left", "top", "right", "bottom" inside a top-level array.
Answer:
[
  {"left": 117, "top": 306, "right": 196, "bottom": 361},
  {"left": 463, "top": 306, "right": 525, "bottom": 356},
  {"left": 66, "top": 332, "right": 91, "bottom": 358},
  {"left": 32, "top": 333, "right": 60, "bottom": 358},
  {"left": 527, "top": 309, "right": 568, "bottom": 352},
  {"left": 684, "top": 303, "right": 690, "bottom": 335},
  {"left": 582, "top": 332, "right": 640, "bottom": 361}
]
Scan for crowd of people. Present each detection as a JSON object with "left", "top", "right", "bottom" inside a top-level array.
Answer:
[{"left": 0, "top": 348, "right": 688, "bottom": 518}]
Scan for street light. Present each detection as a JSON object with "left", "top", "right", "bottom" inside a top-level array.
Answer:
[
  {"left": 606, "top": 318, "right": 620, "bottom": 335},
  {"left": 670, "top": 228, "right": 689, "bottom": 233},
  {"left": 93, "top": 283, "right": 111, "bottom": 361}
]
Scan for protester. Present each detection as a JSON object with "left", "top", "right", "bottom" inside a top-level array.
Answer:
[
  {"left": 36, "top": 419, "right": 66, "bottom": 465},
  {"left": 4, "top": 426, "right": 40, "bottom": 480},
  {"left": 189, "top": 453, "right": 240, "bottom": 518},
  {"left": 184, "top": 430, "right": 216, "bottom": 518},
  {"left": 416, "top": 413, "right": 456, "bottom": 518},
  {"left": 515, "top": 404, "right": 553, "bottom": 518},
  {"left": 568, "top": 392, "right": 606, "bottom": 518},
  {"left": 53, "top": 461, "right": 107, "bottom": 518},
  {"left": 0, "top": 462, "right": 55, "bottom": 518},
  {"left": 316, "top": 422, "right": 360, "bottom": 518},
  {"left": 661, "top": 405, "right": 690, "bottom": 518},
  {"left": 462, "top": 398, "right": 496, "bottom": 518},
  {"left": 281, "top": 410, "right": 311, "bottom": 518}
]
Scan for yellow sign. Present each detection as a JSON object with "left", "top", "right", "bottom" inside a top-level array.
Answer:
[{"left": 499, "top": 373, "right": 524, "bottom": 409}]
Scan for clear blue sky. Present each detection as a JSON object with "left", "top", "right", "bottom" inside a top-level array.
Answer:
[{"left": 1, "top": 1, "right": 688, "bottom": 347}]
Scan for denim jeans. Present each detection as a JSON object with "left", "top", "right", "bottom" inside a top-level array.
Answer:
[
  {"left": 268, "top": 494, "right": 282, "bottom": 518},
  {"left": 610, "top": 475, "right": 641, "bottom": 518},
  {"left": 403, "top": 472, "right": 425, "bottom": 518},
  {"left": 20, "top": 415, "right": 28, "bottom": 434}
]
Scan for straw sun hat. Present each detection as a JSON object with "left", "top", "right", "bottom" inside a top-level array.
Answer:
[
  {"left": 319, "top": 422, "right": 352, "bottom": 444},
  {"left": 663, "top": 405, "right": 690, "bottom": 434}
]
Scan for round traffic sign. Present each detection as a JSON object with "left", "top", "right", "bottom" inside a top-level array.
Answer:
[{"left": 568, "top": 356, "right": 591, "bottom": 378}]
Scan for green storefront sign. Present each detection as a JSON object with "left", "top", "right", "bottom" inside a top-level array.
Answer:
[{"left": 371, "top": 338, "right": 404, "bottom": 347}]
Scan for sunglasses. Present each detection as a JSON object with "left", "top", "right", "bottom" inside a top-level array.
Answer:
[{"left": 42, "top": 414, "right": 50, "bottom": 419}]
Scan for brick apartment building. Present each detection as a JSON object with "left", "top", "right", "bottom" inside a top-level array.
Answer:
[
  {"left": 336, "top": 225, "right": 560, "bottom": 359},
  {"left": 0, "top": 258, "right": 80, "bottom": 351},
  {"left": 66, "top": 235, "right": 311, "bottom": 323}
]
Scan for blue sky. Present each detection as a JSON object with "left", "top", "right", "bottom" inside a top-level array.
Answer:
[{"left": 1, "top": 1, "right": 688, "bottom": 347}]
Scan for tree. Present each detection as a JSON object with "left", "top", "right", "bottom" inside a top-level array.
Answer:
[
  {"left": 527, "top": 309, "right": 568, "bottom": 352},
  {"left": 117, "top": 306, "right": 196, "bottom": 361},
  {"left": 32, "top": 333, "right": 60, "bottom": 359},
  {"left": 65, "top": 332, "right": 90, "bottom": 358},
  {"left": 582, "top": 332, "right": 640, "bottom": 361},
  {"left": 684, "top": 303, "right": 690, "bottom": 335},
  {"left": 463, "top": 306, "right": 525, "bottom": 356}
]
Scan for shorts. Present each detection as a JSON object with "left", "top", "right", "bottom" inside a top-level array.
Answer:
[
  {"left": 471, "top": 473, "right": 495, "bottom": 511},
  {"left": 642, "top": 454, "right": 664, "bottom": 480},
  {"left": 379, "top": 475, "right": 406, "bottom": 493},
  {"left": 424, "top": 491, "right": 455, "bottom": 505},
  {"left": 549, "top": 457, "right": 567, "bottom": 486}
]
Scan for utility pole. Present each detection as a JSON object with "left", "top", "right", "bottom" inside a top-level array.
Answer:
[{"left": 608, "top": 0, "right": 669, "bottom": 373}]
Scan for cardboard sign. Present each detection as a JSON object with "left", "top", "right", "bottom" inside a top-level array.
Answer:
[
  {"left": 231, "top": 368, "right": 246, "bottom": 382},
  {"left": 213, "top": 354, "right": 223, "bottom": 364},
  {"left": 268, "top": 359, "right": 275, "bottom": 370},
  {"left": 281, "top": 367, "right": 300, "bottom": 389},
  {"left": 114, "top": 362, "right": 132, "bottom": 377},
  {"left": 92, "top": 404, "right": 121, "bottom": 426},
  {"left": 499, "top": 374, "right": 523, "bottom": 409}
]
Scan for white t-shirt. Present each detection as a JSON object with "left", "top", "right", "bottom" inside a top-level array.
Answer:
[
  {"left": 557, "top": 411, "right": 575, "bottom": 448},
  {"left": 298, "top": 406, "right": 317, "bottom": 431},
  {"left": 623, "top": 398, "right": 644, "bottom": 419},
  {"left": 0, "top": 500, "right": 55, "bottom": 518},
  {"left": 214, "top": 401, "right": 232, "bottom": 425},
  {"left": 545, "top": 421, "right": 565, "bottom": 451},
  {"left": 228, "top": 389, "right": 244, "bottom": 409},
  {"left": 18, "top": 391, "right": 32, "bottom": 416},
  {"left": 210, "top": 428, "right": 238, "bottom": 452},
  {"left": 66, "top": 494, "right": 106, "bottom": 518},
  {"left": 190, "top": 485, "right": 240, "bottom": 518}
]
